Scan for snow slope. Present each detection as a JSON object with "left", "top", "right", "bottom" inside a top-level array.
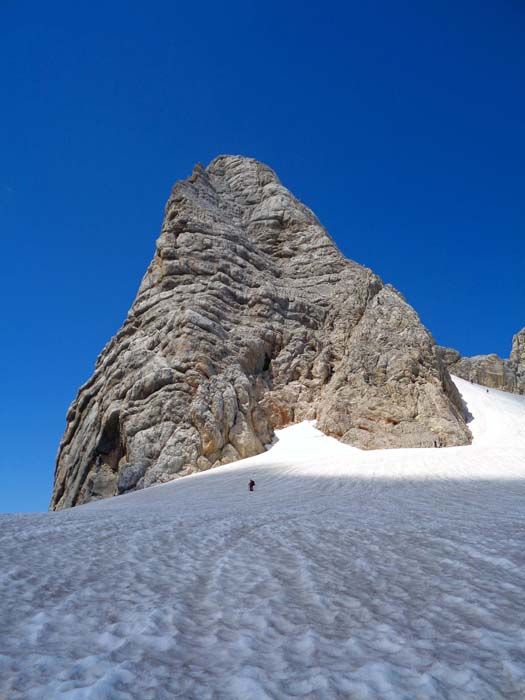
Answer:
[{"left": 1, "top": 377, "right": 525, "bottom": 699}]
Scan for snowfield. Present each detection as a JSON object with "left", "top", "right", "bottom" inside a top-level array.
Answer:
[{"left": 1, "top": 376, "right": 525, "bottom": 699}]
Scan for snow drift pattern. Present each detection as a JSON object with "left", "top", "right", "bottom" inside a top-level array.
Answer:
[{"left": 2, "top": 377, "right": 525, "bottom": 698}]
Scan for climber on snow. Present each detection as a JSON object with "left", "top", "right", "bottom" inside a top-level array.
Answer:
[{"left": 249, "top": 479, "right": 255, "bottom": 492}]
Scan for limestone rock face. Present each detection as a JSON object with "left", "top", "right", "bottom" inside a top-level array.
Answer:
[
  {"left": 51, "top": 156, "right": 471, "bottom": 509},
  {"left": 438, "top": 327, "right": 525, "bottom": 394},
  {"left": 511, "top": 328, "right": 525, "bottom": 390}
]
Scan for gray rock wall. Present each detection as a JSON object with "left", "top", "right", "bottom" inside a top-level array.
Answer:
[
  {"left": 51, "top": 156, "right": 471, "bottom": 509},
  {"left": 438, "top": 328, "right": 525, "bottom": 394}
]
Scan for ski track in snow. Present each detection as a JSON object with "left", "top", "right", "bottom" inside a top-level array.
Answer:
[{"left": 1, "top": 377, "right": 525, "bottom": 699}]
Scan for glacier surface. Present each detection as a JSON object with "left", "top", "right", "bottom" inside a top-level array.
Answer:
[{"left": 1, "top": 377, "right": 525, "bottom": 699}]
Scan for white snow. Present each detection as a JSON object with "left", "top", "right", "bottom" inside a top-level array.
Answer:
[{"left": 1, "top": 376, "right": 525, "bottom": 699}]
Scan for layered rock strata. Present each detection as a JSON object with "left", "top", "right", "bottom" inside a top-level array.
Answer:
[
  {"left": 438, "top": 328, "right": 525, "bottom": 394},
  {"left": 51, "top": 156, "right": 471, "bottom": 509}
]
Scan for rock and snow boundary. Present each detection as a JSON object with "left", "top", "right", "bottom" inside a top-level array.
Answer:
[{"left": 1, "top": 377, "right": 525, "bottom": 699}]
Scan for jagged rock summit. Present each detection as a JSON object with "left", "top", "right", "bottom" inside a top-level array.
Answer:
[{"left": 51, "top": 156, "right": 470, "bottom": 509}]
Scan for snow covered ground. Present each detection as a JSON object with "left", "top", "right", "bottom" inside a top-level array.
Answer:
[{"left": 1, "top": 377, "right": 525, "bottom": 699}]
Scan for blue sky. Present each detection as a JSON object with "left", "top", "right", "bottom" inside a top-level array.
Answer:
[{"left": 1, "top": 0, "right": 524, "bottom": 512}]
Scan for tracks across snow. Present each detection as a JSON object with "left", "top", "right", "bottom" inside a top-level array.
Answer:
[{"left": 1, "top": 378, "right": 525, "bottom": 699}]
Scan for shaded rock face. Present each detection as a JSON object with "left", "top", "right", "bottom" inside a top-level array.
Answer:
[
  {"left": 51, "top": 156, "right": 471, "bottom": 509},
  {"left": 438, "top": 328, "right": 525, "bottom": 394}
]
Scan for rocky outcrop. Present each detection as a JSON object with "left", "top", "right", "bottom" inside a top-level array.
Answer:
[
  {"left": 51, "top": 156, "right": 471, "bottom": 510},
  {"left": 438, "top": 328, "right": 525, "bottom": 394},
  {"left": 511, "top": 329, "right": 525, "bottom": 390}
]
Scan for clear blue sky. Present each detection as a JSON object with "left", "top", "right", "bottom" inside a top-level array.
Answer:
[{"left": 1, "top": 1, "right": 524, "bottom": 512}]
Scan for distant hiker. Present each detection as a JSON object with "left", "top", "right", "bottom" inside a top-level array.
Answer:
[
  {"left": 433, "top": 440, "right": 437, "bottom": 448},
  {"left": 249, "top": 479, "right": 255, "bottom": 492}
]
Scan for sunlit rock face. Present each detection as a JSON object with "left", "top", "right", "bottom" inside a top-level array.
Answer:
[
  {"left": 51, "top": 156, "right": 471, "bottom": 509},
  {"left": 438, "top": 327, "right": 525, "bottom": 395}
]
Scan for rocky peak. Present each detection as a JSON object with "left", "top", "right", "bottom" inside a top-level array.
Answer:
[{"left": 51, "top": 155, "right": 471, "bottom": 510}]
